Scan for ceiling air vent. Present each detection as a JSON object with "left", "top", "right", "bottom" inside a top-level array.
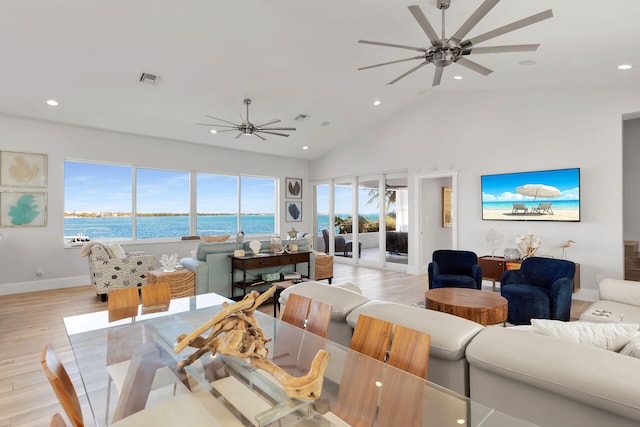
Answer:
[
  {"left": 294, "top": 114, "right": 309, "bottom": 122},
  {"left": 139, "top": 72, "right": 160, "bottom": 86}
]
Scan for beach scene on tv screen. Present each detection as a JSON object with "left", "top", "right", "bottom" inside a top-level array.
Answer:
[{"left": 482, "top": 168, "right": 580, "bottom": 221}]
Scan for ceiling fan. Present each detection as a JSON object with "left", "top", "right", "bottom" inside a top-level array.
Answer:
[
  {"left": 358, "top": 0, "right": 553, "bottom": 87},
  {"left": 197, "top": 99, "right": 296, "bottom": 140}
]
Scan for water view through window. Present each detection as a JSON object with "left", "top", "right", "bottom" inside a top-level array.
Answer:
[{"left": 64, "top": 161, "right": 277, "bottom": 241}]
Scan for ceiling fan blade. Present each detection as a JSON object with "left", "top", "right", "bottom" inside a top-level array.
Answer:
[
  {"left": 253, "top": 133, "right": 267, "bottom": 141},
  {"left": 449, "top": 0, "right": 500, "bottom": 44},
  {"left": 258, "top": 131, "right": 291, "bottom": 137},
  {"left": 455, "top": 57, "right": 493, "bottom": 76},
  {"left": 463, "top": 9, "right": 553, "bottom": 48},
  {"left": 204, "top": 115, "right": 240, "bottom": 127},
  {"left": 257, "top": 127, "right": 296, "bottom": 131},
  {"left": 359, "top": 40, "right": 426, "bottom": 52},
  {"left": 358, "top": 55, "right": 425, "bottom": 71},
  {"left": 465, "top": 44, "right": 540, "bottom": 54},
  {"left": 254, "top": 119, "right": 281, "bottom": 127},
  {"left": 209, "top": 129, "right": 239, "bottom": 133},
  {"left": 388, "top": 61, "right": 429, "bottom": 85},
  {"left": 432, "top": 65, "right": 444, "bottom": 87},
  {"left": 235, "top": 132, "right": 244, "bottom": 139},
  {"left": 408, "top": 5, "right": 440, "bottom": 46},
  {"left": 195, "top": 123, "right": 238, "bottom": 129}
]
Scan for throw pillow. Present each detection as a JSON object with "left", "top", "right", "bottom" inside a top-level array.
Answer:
[
  {"left": 620, "top": 335, "right": 640, "bottom": 358},
  {"left": 107, "top": 241, "right": 127, "bottom": 259},
  {"left": 530, "top": 319, "right": 639, "bottom": 351}
]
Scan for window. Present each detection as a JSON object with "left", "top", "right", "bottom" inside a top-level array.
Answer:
[
  {"left": 197, "top": 173, "right": 239, "bottom": 235},
  {"left": 240, "top": 176, "right": 276, "bottom": 235},
  {"left": 64, "top": 162, "right": 133, "bottom": 240},
  {"left": 64, "top": 160, "right": 278, "bottom": 242},
  {"left": 136, "top": 168, "right": 190, "bottom": 239}
]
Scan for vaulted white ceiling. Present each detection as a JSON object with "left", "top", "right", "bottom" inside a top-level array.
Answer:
[{"left": 1, "top": 0, "right": 638, "bottom": 159}]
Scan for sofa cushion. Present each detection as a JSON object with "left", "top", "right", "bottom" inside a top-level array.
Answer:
[
  {"left": 531, "top": 319, "right": 638, "bottom": 351},
  {"left": 599, "top": 278, "right": 640, "bottom": 307},
  {"left": 279, "top": 281, "right": 370, "bottom": 321},
  {"left": 346, "top": 300, "right": 484, "bottom": 360},
  {"left": 620, "top": 335, "right": 640, "bottom": 358}
]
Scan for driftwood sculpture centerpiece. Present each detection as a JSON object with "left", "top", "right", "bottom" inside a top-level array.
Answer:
[{"left": 173, "top": 286, "right": 329, "bottom": 400}]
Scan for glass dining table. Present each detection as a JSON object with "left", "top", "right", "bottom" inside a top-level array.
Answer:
[{"left": 64, "top": 291, "right": 537, "bottom": 427}]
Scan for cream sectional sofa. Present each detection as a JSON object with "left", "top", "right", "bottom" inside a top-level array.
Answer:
[
  {"left": 466, "top": 277, "right": 640, "bottom": 427},
  {"left": 278, "top": 281, "right": 484, "bottom": 396}
]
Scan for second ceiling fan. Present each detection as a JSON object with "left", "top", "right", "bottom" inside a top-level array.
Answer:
[
  {"left": 358, "top": 0, "right": 553, "bottom": 87},
  {"left": 197, "top": 99, "right": 296, "bottom": 141}
]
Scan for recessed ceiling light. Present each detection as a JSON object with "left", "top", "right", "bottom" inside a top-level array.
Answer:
[
  {"left": 209, "top": 129, "right": 217, "bottom": 134},
  {"left": 302, "top": 146, "right": 309, "bottom": 150},
  {"left": 518, "top": 60, "right": 537, "bottom": 66},
  {"left": 453, "top": 75, "right": 462, "bottom": 80},
  {"left": 618, "top": 64, "right": 633, "bottom": 70},
  {"left": 373, "top": 100, "right": 381, "bottom": 106},
  {"left": 320, "top": 121, "right": 330, "bottom": 127},
  {"left": 418, "top": 89, "right": 428, "bottom": 96},
  {"left": 46, "top": 99, "right": 58, "bottom": 107}
]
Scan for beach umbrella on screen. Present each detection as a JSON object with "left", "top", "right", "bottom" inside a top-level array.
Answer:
[{"left": 516, "top": 184, "right": 562, "bottom": 208}]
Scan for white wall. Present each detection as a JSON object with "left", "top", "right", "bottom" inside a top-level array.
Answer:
[
  {"left": 0, "top": 114, "right": 310, "bottom": 295},
  {"left": 310, "top": 85, "right": 640, "bottom": 297},
  {"left": 624, "top": 118, "right": 640, "bottom": 241}
]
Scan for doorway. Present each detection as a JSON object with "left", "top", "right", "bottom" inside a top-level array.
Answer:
[{"left": 414, "top": 171, "right": 458, "bottom": 275}]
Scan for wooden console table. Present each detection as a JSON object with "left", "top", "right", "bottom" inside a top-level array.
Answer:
[
  {"left": 229, "top": 251, "right": 311, "bottom": 299},
  {"left": 479, "top": 256, "right": 580, "bottom": 293}
]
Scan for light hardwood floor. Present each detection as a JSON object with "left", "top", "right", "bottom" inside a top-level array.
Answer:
[{"left": 0, "top": 263, "right": 591, "bottom": 427}]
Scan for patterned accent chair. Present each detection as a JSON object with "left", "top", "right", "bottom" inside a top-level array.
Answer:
[{"left": 82, "top": 242, "right": 155, "bottom": 301}]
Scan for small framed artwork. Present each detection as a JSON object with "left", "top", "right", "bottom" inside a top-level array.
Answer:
[
  {"left": 1, "top": 191, "right": 47, "bottom": 227},
  {"left": 0, "top": 151, "right": 48, "bottom": 187},
  {"left": 442, "top": 187, "right": 453, "bottom": 228},
  {"left": 285, "top": 177, "right": 302, "bottom": 199},
  {"left": 286, "top": 201, "right": 302, "bottom": 222}
]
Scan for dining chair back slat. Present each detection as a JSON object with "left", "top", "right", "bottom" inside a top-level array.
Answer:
[
  {"left": 304, "top": 299, "right": 332, "bottom": 338},
  {"left": 41, "top": 345, "right": 84, "bottom": 427},
  {"left": 280, "top": 293, "right": 310, "bottom": 329},
  {"left": 107, "top": 287, "right": 139, "bottom": 322},
  {"left": 386, "top": 325, "right": 431, "bottom": 378},
  {"left": 349, "top": 314, "right": 393, "bottom": 362}
]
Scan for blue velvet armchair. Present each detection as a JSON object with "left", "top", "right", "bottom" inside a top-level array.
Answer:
[
  {"left": 500, "top": 257, "right": 576, "bottom": 325},
  {"left": 428, "top": 250, "right": 482, "bottom": 290}
]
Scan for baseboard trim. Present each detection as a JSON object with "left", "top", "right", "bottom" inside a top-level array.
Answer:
[{"left": 0, "top": 275, "right": 89, "bottom": 296}]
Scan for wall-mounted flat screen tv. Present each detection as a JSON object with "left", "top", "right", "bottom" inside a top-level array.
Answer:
[{"left": 481, "top": 168, "right": 580, "bottom": 222}]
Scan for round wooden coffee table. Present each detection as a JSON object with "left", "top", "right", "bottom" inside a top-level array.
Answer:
[{"left": 425, "top": 288, "right": 508, "bottom": 326}]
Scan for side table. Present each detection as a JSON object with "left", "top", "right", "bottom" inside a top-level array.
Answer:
[{"left": 147, "top": 268, "right": 195, "bottom": 298}]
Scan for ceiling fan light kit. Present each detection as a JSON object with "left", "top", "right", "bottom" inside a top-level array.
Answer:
[
  {"left": 358, "top": 0, "right": 553, "bottom": 87},
  {"left": 196, "top": 98, "right": 296, "bottom": 141}
]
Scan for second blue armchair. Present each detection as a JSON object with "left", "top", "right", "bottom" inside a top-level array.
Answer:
[
  {"left": 500, "top": 257, "right": 576, "bottom": 325},
  {"left": 428, "top": 250, "right": 482, "bottom": 290}
]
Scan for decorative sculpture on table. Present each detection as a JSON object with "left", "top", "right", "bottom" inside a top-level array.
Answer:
[
  {"left": 174, "top": 286, "right": 329, "bottom": 400},
  {"left": 159, "top": 253, "right": 179, "bottom": 272},
  {"left": 484, "top": 228, "right": 504, "bottom": 258},
  {"left": 515, "top": 231, "right": 541, "bottom": 259},
  {"left": 249, "top": 239, "right": 262, "bottom": 256}
]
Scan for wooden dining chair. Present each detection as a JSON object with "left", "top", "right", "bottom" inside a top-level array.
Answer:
[
  {"left": 50, "top": 413, "right": 68, "bottom": 427},
  {"left": 107, "top": 287, "right": 139, "bottom": 322},
  {"left": 349, "top": 314, "right": 393, "bottom": 361},
  {"left": 141, "top": 283, "right": 171, "bottom": 314},
  {"left": 41, "top": 345, "right": 84, "bottom": 427}
]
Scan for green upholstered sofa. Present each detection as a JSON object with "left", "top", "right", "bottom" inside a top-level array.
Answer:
[{"left": 180, "top": 238, "right": 316, "bottom": 298}]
